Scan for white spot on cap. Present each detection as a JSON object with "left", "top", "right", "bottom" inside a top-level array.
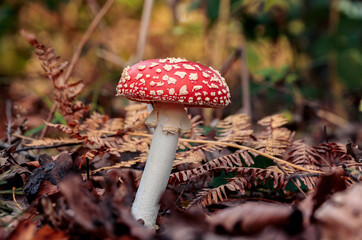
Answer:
[
  {"left": 202, "top": 72, "right": 210, "bottom": 78},
  {"left": 135, "top": 73, "right": 143, "bottom": 80},
  {"left": 218, "top": 91, "right": 222, "bottom": 95},
  {"left": 210, "top": 83, "right": 219, "bottom": 89},
  {"left": 149, "top": 62, "right": 159, "bottom": 68},
  {"left": 195, "top": 65, "right": 202, "bottom": 71},
  {"left": 121, "top": 66, "right": 131, "bottom": 81},
  {"left": 156, "top": 69, "right": 162, "bottom": 73},
  {"left": 197, "top": 97, "right": 202, "bottom": 100},
  {"left": 168, "top": 77, "right": 177, "bottom": 84},
  {"left": 188, "top": 97, "right": 193, "bottom": 103},
  {"left": 138, "top": 65, "right": 146, "bottom": 70},
  {"left": 150, "top": 90, "right": 156, "bottom": 95},
  {"left": 157, "top": 90, "right": 163, "bottom": 95},
  {"left": 178, "top": 99, "right": 184, "bottom": 103},
  {"left": 173, "top": 65, "right": 181, "bottom": 69},
  {"left": 169, "top": 88, "right": 175, "bottom": 95},
  {"left": 146, "top": 74, "right": 150, "bottom": 78},
  {"left": 205, "top": 97, "right": 210, "bottom": 101},
  {"left": 210, "top": 76, "right": 220, "bottom": 82},
  {"left": 140, "top": 79, "right": 146, "bottom": 85},
  {"left": 211, "top": 92, "right": 216, "bottom": 96},
  {"left": 192, "top": 85, "right": 203, "bottom": 91},
  {"left": 183, "top": 64, "right": 196, "bottom": 70},
  {"left": 179, "top": 85, "right": 188, "bottom": 95},
  {"left": 175, "top": 71, "right": 187, "bottom": 79},
  {"left": 203, "top": 91, "right": 208, "bottom": 96},
  {"left": 150, "top": 81, "right": 156, "bottom": 86},
  {"left": 189, "top": 73, "right": 198, "bottom": 81},
  {"left": 156, "top": 82, "right": 164, "bottom": 86},
  {"left": 159, "top": 59, "right": 167, "bottom": 63},
  {"left": 162, "top": 75, "right": 169, "bottom": 81},
  {"left": 163, "top": 64, "right": 172, "bottom": 71},
  {"left": 140, "top": 91, "right": 146, "bottom": 95}
]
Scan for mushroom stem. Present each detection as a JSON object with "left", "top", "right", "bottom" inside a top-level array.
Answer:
[{"left": 131, "top": 103, "right": 189, "bottom": 227}]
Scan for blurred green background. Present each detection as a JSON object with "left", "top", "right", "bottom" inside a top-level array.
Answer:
[{"left": 0, "top": 0, "right": 361, "bottom": 142}]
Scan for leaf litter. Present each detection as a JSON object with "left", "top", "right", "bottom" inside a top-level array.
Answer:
[{"left": 0, "top": 22, "right": 361, "bottom": 240}]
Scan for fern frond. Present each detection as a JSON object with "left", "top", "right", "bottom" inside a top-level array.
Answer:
[
  {"left": 124, "top": 104, "right": 149, "bottom": 130},
  {"left": 216, "top": 113, "right": 253, "bottom": 142},
  {"left": 257, "top": 114, "right": 288, "bottom": 129},
  {"left": 313, "top": 142, "right": 352, "bottom": 166},
  {"left": 182, "top": 115, "right": 205, "bottom": 140},
  {"left": 254, "top": 114, "right": 294, "bottom": 156},
  {"left": 286, "top": 139, "right": 321, "bottom": 166},
  {"left": 174, "top": 144, "right": 221, "bottom": 165},
  {"left": 189, "top": 176, "right": 248, "bottom": 208},
  {"left": 21, "top": 30, "right": 89, "bottom": 122},
  {"left": 170, "top": 150, "right": 256, "bottom": 184}
]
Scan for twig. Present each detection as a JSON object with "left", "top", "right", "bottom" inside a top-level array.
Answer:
[
  {"left": 39, "top": 104, "right": 56, "bottom": 139},
  {"left": 128, "top": 132, "right": 325, "bottom": 174},
  {"left": 97, "top": 48, "right": 127, "bottom": 67},
  {"left": 240, "top": 45, "right": 251, "bottom": 117},
  {"left": 275, "top": 163, "right": 307, "bottom": 198},
  {"left": 86, "top": 0, "right": 111, "bottom": 48},
  {"left": 64, "top": 0, "right": 114, "bottom": 82},
  {"left": 220, "top": 48, "right": 242, "bottom": 76},
  {"left": 134, "top": 0, "right": 154, "bottom": 62},
  {"left": 12, "top": 187, "right": 23, "bottom": 210},
  {"left": 286, "top": 173, "right": 324, "bottom": 179},
  {"left": 13, "top": 131, "right": 325, "bottom": 174},
  {"left": 14, "top": 142, "right": 82, "bottom": 153}
]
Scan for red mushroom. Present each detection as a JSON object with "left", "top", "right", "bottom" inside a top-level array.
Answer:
[{"left": 116, "top": 57, "right": 230, "bottom": 227}]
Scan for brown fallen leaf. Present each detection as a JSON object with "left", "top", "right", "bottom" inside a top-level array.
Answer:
[
  {"left": 30, "top": 225, "right": 68, "bottom": 240},
  {"left": 315, "top": 184, "right": 362, "bottom": 240},
  {"left": 7, "top": 220, "right": 37, "bottom": 240},
  {"left": 208, "top": 202, "right": 303, "bottom": 236}
]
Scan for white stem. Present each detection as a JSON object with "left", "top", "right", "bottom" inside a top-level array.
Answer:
[{"left": 131, "top": 110, "right": 179, "bottom": 227}]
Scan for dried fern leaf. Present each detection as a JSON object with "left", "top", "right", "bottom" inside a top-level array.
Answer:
[
  {"left": 21, "top": 30, "right": 89, "bottom": 122},
  {"left": 254, "top": 127, "right": 294, "bottom": 156},
  {"left": 286, "top": 139, "right": 321, "bottom": 166},
  {"left": 189, "top": 176, "right": 248, "bottom": 208},
  {"left": 170, "top": 150, "right": 256, "bottom": 184},
  {"left": 124, "top": 104, "right": 149, "bottom": 130},
  {"left": 174, "top": 144, "right": 221, "bottom": 165},
  {"left": 258, "top": 113, "right": 288, "bottom": 128},
  {"left": 182, "top": 115, "right": 206, "bottom": 140},
  {"left": 313, "top": 142, "right": 353, "bottom": 167},
  {"left": 24, "top": 137, "right": 82, "bottom": 147},
  {"left": 216, "top": 113, "right": 253, "bottom": 142}
]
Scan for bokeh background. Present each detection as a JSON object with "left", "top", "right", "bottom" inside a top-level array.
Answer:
[{"left": 0, "top": 0, "right": 361, "bottom": 143}]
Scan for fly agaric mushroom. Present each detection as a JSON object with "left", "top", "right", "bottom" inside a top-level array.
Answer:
[{"left": 116, "top": 57, "right": 231, "bottom": 227}]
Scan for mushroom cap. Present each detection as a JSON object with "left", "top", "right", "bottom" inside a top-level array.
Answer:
[{"left": 116, "top": 58, "right": 231, "bottom": 108}]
